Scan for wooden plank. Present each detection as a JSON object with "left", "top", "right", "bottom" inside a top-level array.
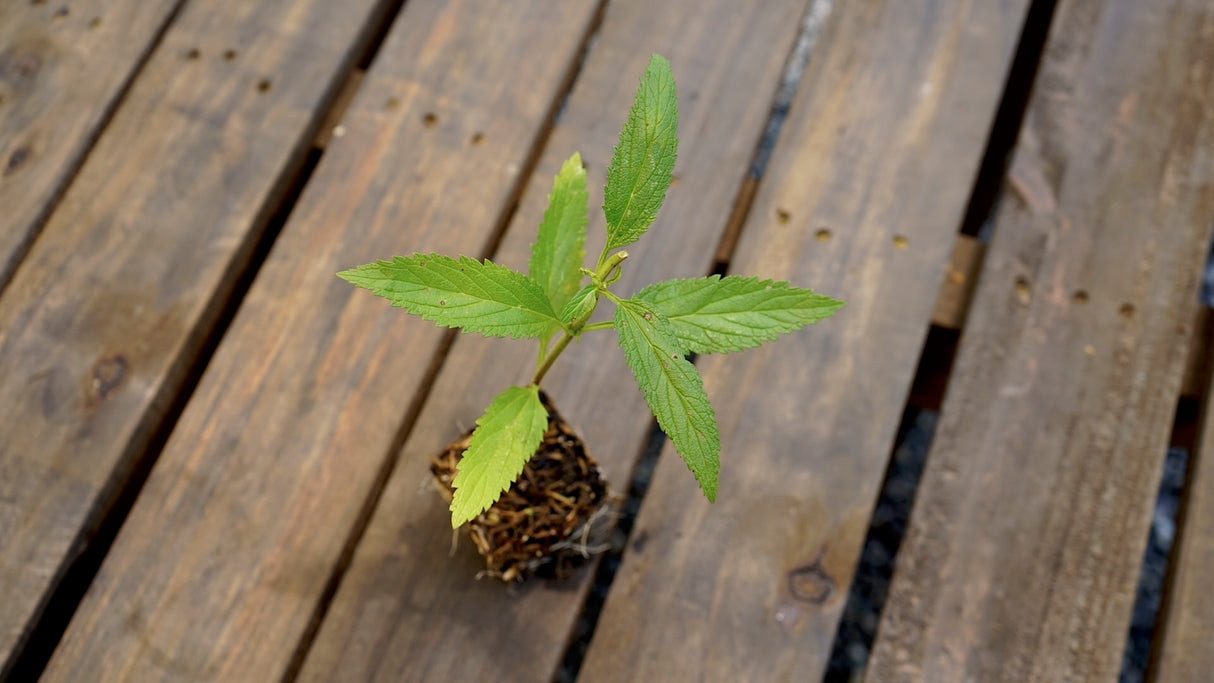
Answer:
[
  {"left": 930, "top": 235, "right": 985, "bottom": 330},
  {"left": 41, "top": 2, "right": 601, "bottom": 681},
  {"left": 0, "top": 0, "right": 400, "bottom": 672},
  {"left": 1159, "top": 362, "right": 1214, "bottom": 679},
  {"left": 295, "top": 0, "right": 813, "bottom": 680},
  {"left": 578, "top": 2, "right": 1034, "bottom": 680},
  {"left": 866, "top": 0, "right": 1214, "bottom": 680},
  {"left": 0, "top": 0, "right": 184, "bottom": 291}
]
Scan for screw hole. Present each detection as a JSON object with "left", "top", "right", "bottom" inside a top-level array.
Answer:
[
  {"left": 775, "top": 208, "right": 791, "bottom": 225},
  {"left": 223, "top": 49, "right": 237, "bottom": 61},
  {"left": 87, "top": 16, "right": 101, "bottom": 29},
  {"left": 1119, "top": 302, "right": 1136, "bottom": 318},
  {"left": 1014, "top": 276, "right": 1031, "bottom": 304},
  {"left": 256, "top": 79, "right": 271, "bottom": 93},
  {"left": 1072, "top": 290, "right": 1089, "bottom": 304},
  {"left": 892, "top": 234, "right": 909, "bottom": 249},
  {"left": 815, "top": 228, "right": 832, "bottom": 242},
  {"left": 470, "top": 131, "right": 484, "bottom": 145},
  {"left": 186, "top": 48, "right": 200, "bottom": 60},
  {"left": 386, "top": 98, "right": 400, "bottom": 110},
  {"left": 423, "top": 112, "right": 438, "bottom": 127}
]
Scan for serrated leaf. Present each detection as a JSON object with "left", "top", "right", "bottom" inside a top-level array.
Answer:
[
  {"left": 614, "top": 298, "right": 719, "bottom": 501},
  {"left": 450, "top": 385, "right": 548, "bottom": 527},
  {"left": 560, "top": 284, "right": 598, "bottom": 325},
  {"left": 530, "top": 152, "right": 589, "bottom": 339},
  {"left": 338, "top": 254, "right": 561, "bottom": 339},
  {"left": 603, "top": 55, "right": 678, "bottom": 253},
  {"left": 634, "top": 275, "right": 845, "bottom": 354}
]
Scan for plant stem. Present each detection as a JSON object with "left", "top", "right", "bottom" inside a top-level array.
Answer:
[
  {"left": 532, "top": 332, "right": 574, "bottom": 385},
  {"left": 580, "top": 320, "right": 615, "bottom": 332}
]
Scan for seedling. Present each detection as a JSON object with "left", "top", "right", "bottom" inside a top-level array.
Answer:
[{"left": 340, "top": 55, "right": 842, "bottom": 530}]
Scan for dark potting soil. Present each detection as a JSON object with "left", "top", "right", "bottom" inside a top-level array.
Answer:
[{"left": 430, "top": 392, "right": 613, "bottom": 582}]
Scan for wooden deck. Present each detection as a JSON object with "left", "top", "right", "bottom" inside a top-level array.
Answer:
[{"left": 2, "top": 0, "right": 1213, "bottom": 680}]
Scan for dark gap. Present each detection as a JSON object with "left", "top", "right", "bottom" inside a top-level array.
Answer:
[
  {"left": 958, "top": 0, "right": 1059, "bottom": 238},
  {"left": 355, "top": 0, "right": 410, "bottom": 70},
  {"left": 4, "top": 147, "right": 325, "bottom": 682},
  {"left": 0, "top": 0, "right": 191, "bottom": 297},
  {"left": 5, "top": 0, "right": 421, "bottom": 674},
  {"left": 822, "top": 0, "right": 1062, "bottom": 676},
  {"left": 556, "top": 3, "right": 836, "bottom": 680},
  {"left": 554, "top": 420, "right": 669, "bottom": 683},
  {"left": 824, "top": 408, "right": 939, "bottom": 682},
  {"left": 1120, "top": 447, "right": 1189, "bottom": 683},
  {"left": 281, "top": 3, "right": 612, "bottom": 680},
  {"left": 715, "top": 0, "right": 833, "bottom": 267}
]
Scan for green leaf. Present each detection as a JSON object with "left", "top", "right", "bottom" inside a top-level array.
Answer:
[
  {"left": 634, "top": 275, "right": 845, "bottom": 354},
  {"left": 529, "top": 152, "right": 589, "bottom": 339},
  {"left": 339, "top": 254, "right": 561, "bottom": 339},
  {"left": 560, "top": 284, "right": 598, "bottom": 326},
  {"left": 614, "top": 298, "right": 720, "bottom": 501},
  {"left": 450, "top": 385, "right": 548, "bottom": 527},
  {"left": 603, "top": 55, "right": 678, "bottom": 253}
]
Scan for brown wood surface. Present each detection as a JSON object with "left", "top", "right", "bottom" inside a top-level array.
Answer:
[
  {"left": 578, "top": 2, "right": 1034, "bottom": 680},
  {"left": 0, "top": 0, "right": 399, "bottom": 673},
  {"left": 866, "top": 0, "right": 1214, "bottom": 680},
  {"left": 295, "top": 0, "right": 812, "bottom": 679},
  {"left": 0, "top": 0, "right": 185, "bottom": 292},
  {"left": 41, "top": 1, "right": 602, "bottom": 680},
  {"left": 1158, "top": 362, "right": 1214, "bottom": 680}
]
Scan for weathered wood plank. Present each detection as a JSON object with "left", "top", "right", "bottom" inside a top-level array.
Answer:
[
  {"left": 41, "top": 2, "right": 602, "bottom": 680},
  {"left": 295, "top": 0, "right": 813, "bottom": 679},
  {"left": 578, "top": 2, "right": 1033, "bottom": 680},
  {"left": 0, "top": 0, "right": 185, "bottom": 292},
  {"left": 867, "top": 0, "right": 1214, "bottom": 680},
  {"left": 1159, "top": 362, "right": 1214, "bottom": 680},
  {"left": 0, "top": 0, "right": 401, "bottom": 673}
]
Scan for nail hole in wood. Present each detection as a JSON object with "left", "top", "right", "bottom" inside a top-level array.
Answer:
[
  {"left": 1072, "top": 290, "right": 1089, "bottom": 304},
  {"left": 470, "top": 132, "right": 484, "bottom": 146},
  {"left": 776, "top": 208, "right": 791, "bottom": 224},
  {"left": 223, "top": 49, "right": 237, "bottom": 61},
  {"left": 386, "top": 98, "right": 400, "bottom": 110},
  {"left": 815, "top": 228, "right": 832, "bottom": 242},
  {"left": 256, "top": 79, "right": 271, "bottom": 93},
  {"left": 1014, "top": 277, "right": 1031, "bottom": 304},
  {"left": 892, "top": 234, "right": 908, "bottom": 249},
  {"left": 423, "top": 112, "right": 438, "bottom": 127},
  {"left": 87, "top": 17, "right": 101, "bottom": 29},
  {"left": 53, "top": 5, "right": 68, "bottom": 18},
  {"left": 186, "top": 48, "right": 200, "bottom": 60},
  {"left": 1120, "top": 302, "right": 1135, "bottom": 318}
]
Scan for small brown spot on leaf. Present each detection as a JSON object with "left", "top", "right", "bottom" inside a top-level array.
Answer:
[{"left": 642, "top": 311, "right": 652, "bottom": 320}]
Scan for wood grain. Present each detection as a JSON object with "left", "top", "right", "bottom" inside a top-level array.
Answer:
[
  {"left": 1158, "top": 363, "right": 1214, "bottom": 680},
  {"left": 0, "top": 0, "right": 399, "bottom": 673},
  {"left": 867, "top": 0, "right": 1214, "bottom": 680},
  {"left": 0, "top": 0, "right": 183, "bottom": 292},
  {"left": 295, "top": 0, "right": 812, "bottom": 679},
  {"left": 41, "top": 1, "right": 602, "bottom": 680},
  {"left": 578, "top": 2, "right": 1033, "bottom": 680}
]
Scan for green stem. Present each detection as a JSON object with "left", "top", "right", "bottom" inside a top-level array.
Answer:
[
  {"left": 579, "top": 320, "right": 615, "bottom": 332},
  {"left": 532, "top": 332, "right": 574, "bottom": 385}
]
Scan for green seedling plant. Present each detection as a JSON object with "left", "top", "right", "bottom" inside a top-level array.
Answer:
[{"left": 340, "top": 55, "right": 843, "bottom": 528}]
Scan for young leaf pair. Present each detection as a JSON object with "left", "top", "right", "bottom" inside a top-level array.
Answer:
[{"left": 339, "top": 55, "right": 843, "bottom": 528}]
